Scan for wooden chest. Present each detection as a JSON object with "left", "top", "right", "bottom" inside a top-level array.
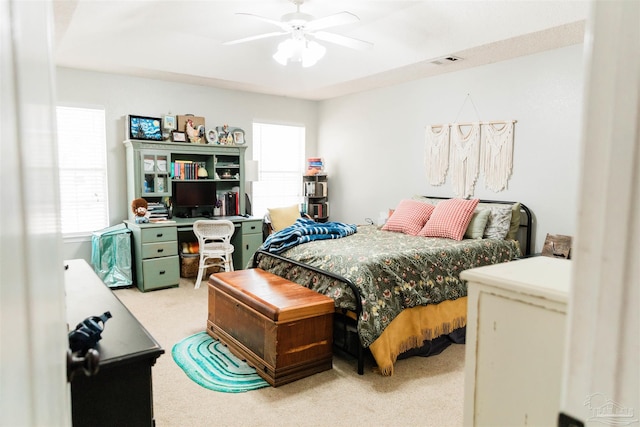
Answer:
[{"left": 207, "top": 268, "right": 334, "bottom": 387}]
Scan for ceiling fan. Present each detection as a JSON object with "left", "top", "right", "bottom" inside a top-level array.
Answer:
[{"left": 223, "top": 0, "right": 372, "bottom": 66}]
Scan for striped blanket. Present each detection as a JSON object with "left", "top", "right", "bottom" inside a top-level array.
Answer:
[{"left": 261, "top": 218, "right": 357, "bottom": 254}]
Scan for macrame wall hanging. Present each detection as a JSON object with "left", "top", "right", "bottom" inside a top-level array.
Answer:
[
  {"left": 423, "top": 94, "right": 516, "bottom": 197},
  {"left": 424, "top": 125, "right": 450, "bottom": 185},
  {"left": 451, "top": 122, "right": 481, "bottom": 198},
  {"left": 482, "top": 121, "right": 515, "bottom": 192}
]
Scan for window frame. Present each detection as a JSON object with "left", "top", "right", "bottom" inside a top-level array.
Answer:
[
  {"left": 56, "top": 104, "right": 110, "bottom": 239},
  {"left": 251, "top": 122, "right": 306, "bottom": 218}
]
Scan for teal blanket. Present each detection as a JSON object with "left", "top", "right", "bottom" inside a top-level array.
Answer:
[{"left": 261, "top": 218, "right": 357, "bottom": 254}]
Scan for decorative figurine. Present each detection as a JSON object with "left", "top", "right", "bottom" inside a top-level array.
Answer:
[
  {"left": 131, "top": 198, "right": 149, "bottom": 223},
  {"left": 185, "top": 119, "right": 202, "bottom": 143}
]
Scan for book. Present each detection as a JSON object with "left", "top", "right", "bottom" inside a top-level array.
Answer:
[
  {"left": 225, "top": 192, "right": 238, "bottom": 216},
  {"left": 316, "top": 182, "right": 327, "bottom": 197},
  {"left": 173, "top": 160, "right": 193, "bottom": 180},
  {"left": 234, "top": 192, "right": 240, "bottom": 215},
  {"left": 147, "top": 202, "right": 169, "bottom": 219}
]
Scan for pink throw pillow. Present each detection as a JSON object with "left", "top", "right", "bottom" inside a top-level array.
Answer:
[
  {"left": 382, "top": 199, "right": 435, "bottom": 236},
  {"left": 418, "top": 198, "right": 479, "bottom": 240}
]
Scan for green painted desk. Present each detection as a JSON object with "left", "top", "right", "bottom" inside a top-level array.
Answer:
[{"left": 125, "top": 216, "right": 262, "bottom": 292}]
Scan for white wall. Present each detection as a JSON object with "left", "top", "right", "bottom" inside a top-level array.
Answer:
[
  {"left": 58, "top": 42, "right": 585, "bottom": 259},
  {"left": 318, "top": 44, "right": 584, "bottom": 252},
  {"left": 56, "top": 68, "right": 319, "bottom": 261}
]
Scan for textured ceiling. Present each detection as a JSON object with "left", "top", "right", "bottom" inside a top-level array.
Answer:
[{"left": 53, "top": 0, "right": 589, "bottom": 100}]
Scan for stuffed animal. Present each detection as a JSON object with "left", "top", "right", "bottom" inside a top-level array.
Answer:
[{"left": 131, "top": 198, "right": 149, "bottom": 223}]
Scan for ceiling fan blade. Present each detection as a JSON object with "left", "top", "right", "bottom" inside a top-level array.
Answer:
[
  {"left": 223, "top": 31, "right": 288, "bottom": 46},
  {"left": 311, "top": 31, "right": 373, "bottom": 50},
  {"left": 304, "top": 11, "right": 359, "bottom": 32},
  {"left": 235, "top": 12, "right": 291, "bottom": 31}
]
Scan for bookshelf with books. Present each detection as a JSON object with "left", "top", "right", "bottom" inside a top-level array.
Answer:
[
  {"left": 124, "top": 139, "right": 246, "bottom": 219},
  {"left": 303, "top": 174, "right": 329, "bottom": 222}
]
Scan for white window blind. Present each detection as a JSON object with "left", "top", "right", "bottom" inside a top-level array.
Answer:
[
  {"left": 56, "top": 106, "right": 109, "bottom": 235},
  {"left": 252, "top": 123, "right": 305, "bottom": 217}
]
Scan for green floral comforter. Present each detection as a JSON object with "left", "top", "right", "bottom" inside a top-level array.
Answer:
[{"left": 254, "top": 225, "right": 520, "bottom": 348}]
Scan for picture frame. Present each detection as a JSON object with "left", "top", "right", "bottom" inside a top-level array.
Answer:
[
  {"left": 232, "top": 128, "right": 245, "bottom": 145},
  {"left": 177, "top": 115, "right": 205, "bottom": 134},
  {"left": 162, "top": 115, "right": 176, "bottom": 131},
  {"left": 205, "top": 128, "right": 218, "bottom": 144},
  {"left": 541, "top": 233, "right": 572, "bottom": 259},
  {"left": 127, "top": 115, "right": 163, "bottom": 141},
  {"left": 215, "top": 125, "right": 232, "bottom": 145},
  {"left": 172, "top": 131, "right": 187, "bottom": 143},
  {"left": 194, "top": 125, "right": 206, "bottom": 144}
]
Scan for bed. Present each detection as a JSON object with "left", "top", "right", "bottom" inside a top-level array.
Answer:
[{"left": 252, "top": 197, "right": 532, "bottom": 375}]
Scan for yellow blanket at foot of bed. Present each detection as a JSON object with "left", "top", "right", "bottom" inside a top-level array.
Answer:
[{"left": 369, "top": 297, "right": 467, "bottom": 375}]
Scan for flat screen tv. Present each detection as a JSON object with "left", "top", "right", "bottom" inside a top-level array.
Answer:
[{"left": 172, "top": 180, "right": 217, "bottom": 207}]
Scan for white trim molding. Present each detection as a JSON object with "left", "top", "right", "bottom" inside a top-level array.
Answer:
[{"left": 560, "top": 0, "right": 640, "bottom": 424}]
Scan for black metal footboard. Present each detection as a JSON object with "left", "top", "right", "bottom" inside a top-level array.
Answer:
[{"left": 252, "top": 249, "right": 366, "bottom": 375}]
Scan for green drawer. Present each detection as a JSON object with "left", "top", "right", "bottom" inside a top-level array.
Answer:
[
  {"left": 141, "top": 256, "right": 179, "bottom": 291},
  {"left": 234, "top": 232, "right": 263, "bottom": 270},
  {"left": 241, "top": 220, "right": 262, "bottom": 235},
  {"left": 242, "top": 233, "right": 263, "bottom": 257},
  {"left": 141, "top": 226, "right": 177, "bottom": 243},
  {"left": 142, "top": 241, "right": 178, "bottom": 259}
]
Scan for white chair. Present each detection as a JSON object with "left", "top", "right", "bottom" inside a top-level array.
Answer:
[{"left": 192, "top": 220, "right": 235, "bottom": 289}]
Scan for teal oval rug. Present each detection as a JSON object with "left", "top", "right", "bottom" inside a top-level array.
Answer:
[{"left": 172, "top": 331, "right": 269, "bottom": 393}]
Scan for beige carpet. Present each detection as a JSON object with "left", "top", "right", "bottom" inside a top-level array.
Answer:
[{"left": 114, "top": 278, "right": 465, "bottom": 427}]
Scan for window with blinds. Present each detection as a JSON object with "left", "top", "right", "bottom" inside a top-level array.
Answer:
[
  {"left": 252, "top": 123, "right": 305, "bottom": 217},
  {"left": 56, "top": 106, "right": 109, "bottom": 236}
]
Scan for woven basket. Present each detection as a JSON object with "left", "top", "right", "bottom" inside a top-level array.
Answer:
[{"left": 180, "top": 254, "right": 220, "bottom": 278}]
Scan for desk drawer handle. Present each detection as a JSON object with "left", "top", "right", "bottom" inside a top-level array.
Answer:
[
  {"left": 159, "top": 270, "right": 166, "bottom": 275},
  {"left": 157, "top": 248, "right": 164, "bottom": 253},
  {"left": 250, "top": 226, "right": 256, "bottom": 230},
  {"left": 156, "top": 233, "right": 163, "bottom": 238}
]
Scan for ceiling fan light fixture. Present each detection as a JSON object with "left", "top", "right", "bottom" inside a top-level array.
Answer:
[
  {"left": 230, "top": 0, "right": 371, "bottom": 66},
  {"left": 301, "top": 40, "right": 326, "bottom": 67},
  {"left": 273, "top": 37, "right": 326, "bottom": 67},
  {"left": 273, "top": 38, "right": 296, "bottom": 65}
]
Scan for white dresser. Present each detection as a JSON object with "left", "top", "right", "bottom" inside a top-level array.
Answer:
[{"left": 460, "top": 257, "right": 572, "bottom": 427}]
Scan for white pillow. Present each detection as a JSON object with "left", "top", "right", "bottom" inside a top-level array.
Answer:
[
  {"left": 411, "top": 195, "right": 443, "bottom": 206},
  {"left": 482, "top": 205, "right": 513, "bottom": 240}
]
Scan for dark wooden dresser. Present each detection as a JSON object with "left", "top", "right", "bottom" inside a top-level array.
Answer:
[{"left": 65, "top": 259, "right": 164, "bottom": 427}]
